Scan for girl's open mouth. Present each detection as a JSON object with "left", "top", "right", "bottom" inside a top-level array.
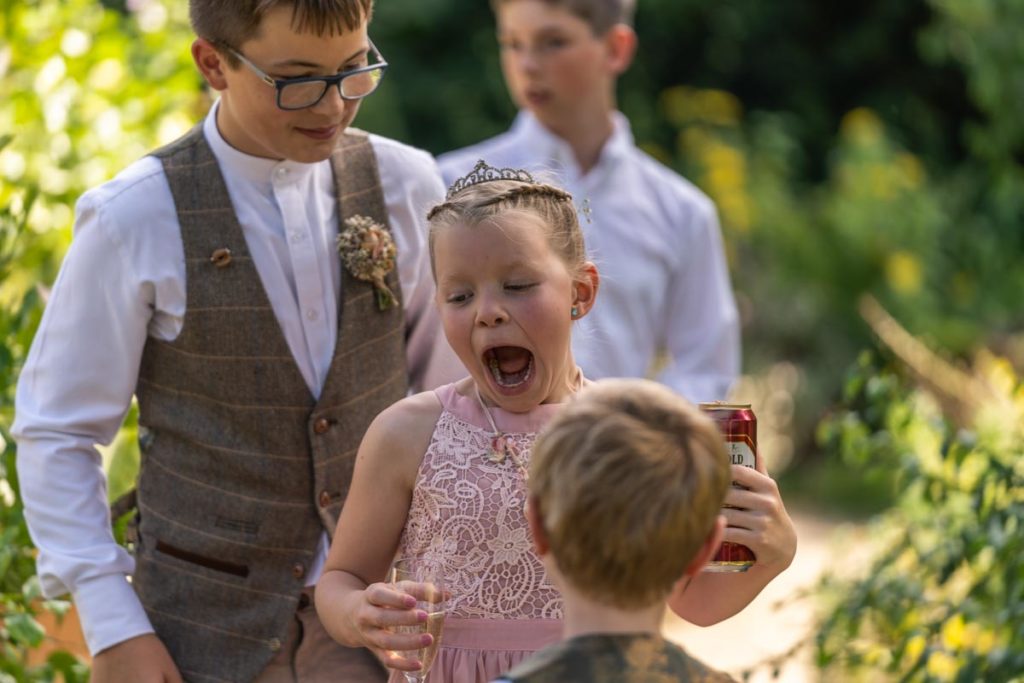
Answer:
[{"left": 483, "top": 346, "right": 534, "bottom": 388}]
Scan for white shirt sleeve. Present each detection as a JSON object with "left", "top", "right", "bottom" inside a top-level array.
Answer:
[
  {"left": 12, "top": 192, "right": 156, "bottom": 655},
  {"left": 657, "top": 199, "right": 740, "bottom": 402},
  {"left": 376, "top": 140, "right": 466, "bottom": 392}
]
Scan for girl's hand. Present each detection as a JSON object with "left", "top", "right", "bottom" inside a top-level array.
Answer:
[
  {"left": 720, "top": 462, "right": 797, "bottom": 573},
  {"left": 351, "top": 582, "right": 434, "bottom": 673}
]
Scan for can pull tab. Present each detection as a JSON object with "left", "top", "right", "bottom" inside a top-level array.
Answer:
[{"left": 210, "top": 248, "right": 232, "bottom": 268}]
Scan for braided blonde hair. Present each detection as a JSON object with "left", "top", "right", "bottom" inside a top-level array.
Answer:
[{"left": 427, "top": 179, "right": 587, "bottom": 280}]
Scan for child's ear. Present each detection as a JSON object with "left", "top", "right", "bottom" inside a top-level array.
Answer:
[
  {"left": 683, "top": 514, "right": 726, "bottom": 577},
  {"left": 525, "top": 496, "right": 550, "bottom": 557},
  {"left": 604, "top": 24, "right": 637, "bottom": 75},
  {"left": 571, "top": 262, "right": 600, "bottom": 319},
  {"left": 192, "top": 38, "right": 231, "bottom": 91}
]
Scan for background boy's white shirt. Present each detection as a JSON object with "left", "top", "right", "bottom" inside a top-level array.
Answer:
[
  {"left": 12, "top": 102, "right": 464, "bottom": 656},
  {"left": 438, "top": 111, "right": 740, "bottom": 403}
]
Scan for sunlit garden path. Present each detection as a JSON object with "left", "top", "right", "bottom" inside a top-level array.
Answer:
[{"left": 665, "top": 509, "right": 866, "bottom": 682}]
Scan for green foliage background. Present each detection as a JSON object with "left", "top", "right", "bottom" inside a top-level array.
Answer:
[{"left": 1, "top": 0, "right": 1022, "bottom": 680}]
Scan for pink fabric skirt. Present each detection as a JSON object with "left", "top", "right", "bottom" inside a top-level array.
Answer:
[{"left": 388, "top": 618, "right": 562, "bottom": 683}]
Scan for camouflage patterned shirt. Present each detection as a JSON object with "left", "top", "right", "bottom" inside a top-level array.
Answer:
[{"left": 494, "top": 633, "right": 738, "bottom": 683}]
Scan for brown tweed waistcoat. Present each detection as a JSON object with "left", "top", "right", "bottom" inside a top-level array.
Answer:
[{"left": 132, "top": 126, "right": 407, "bottom": 683}]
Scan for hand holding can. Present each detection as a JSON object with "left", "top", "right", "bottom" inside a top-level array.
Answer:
[{"left": 698, "top": 402, "right": 757, "bottom": 573}]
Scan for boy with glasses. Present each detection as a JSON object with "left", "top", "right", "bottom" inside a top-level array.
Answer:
[
  {"left": 439, "top": 0, "right": 740, "bottom": 405},
  {"left": 13, "top": 1, "right": 460, "bottom": 681}
]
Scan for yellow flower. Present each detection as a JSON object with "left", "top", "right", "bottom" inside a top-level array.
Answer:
[
  {"left": 885, "top": 250, "right": 923, "bottom": 294},
  {"left": 926, "top": 650, "right": 959, "bottom": 680},
  {"left": 904, "top": 634, "right": 926, "bottom": 665},
  {"left": 840, "top": 107, "right": 884, "bottom": 147},
  {"left": 941, "top": 614, "right": 966, "bottom": 650}
]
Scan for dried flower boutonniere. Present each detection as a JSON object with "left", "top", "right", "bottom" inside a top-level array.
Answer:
[{"left": 337, "top": 215, "right": 398, "bottom": 311}]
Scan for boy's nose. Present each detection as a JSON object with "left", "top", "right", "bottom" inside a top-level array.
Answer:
[
  {"left": 515, "top": 51, "right": 541, "bottom": 75},
  {"left": 311, "top": 83, "right": 348, "bottom": 116}
]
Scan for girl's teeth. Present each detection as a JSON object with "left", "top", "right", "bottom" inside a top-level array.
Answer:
[{"left": 488, "top": 355, "right": 532, "bottom": 388}]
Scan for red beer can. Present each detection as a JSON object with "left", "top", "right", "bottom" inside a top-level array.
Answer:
[{"left": 698, "top": 402, "right": 757, "bottom": 572}]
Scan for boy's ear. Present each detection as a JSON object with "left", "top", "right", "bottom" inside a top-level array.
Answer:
[
  {"left": 525, "top": 496, "right": 550, "bottom": 557},
  {"left": 192, "top": 38, "right": 231, "bottom": 92},
  {"left": 604, "top": 24, "right": 637, "bottom": 75},
  {"left": 571, "top": 262, "right": 600, "bottom": 319},
  {"left": 683, "top": 514, "right": 726, "bottom": 577}
]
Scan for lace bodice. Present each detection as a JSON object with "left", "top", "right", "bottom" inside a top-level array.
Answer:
[{"left": 395, "top": 385, "right": 564, "bottom": 620}]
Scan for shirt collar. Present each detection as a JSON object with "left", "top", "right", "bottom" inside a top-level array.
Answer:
[
  {"left": 510, "top": 109, "right": 634, "bottom": 179},
  {"left": 203, "top": 100, "right": 319, "bottom": 190}
]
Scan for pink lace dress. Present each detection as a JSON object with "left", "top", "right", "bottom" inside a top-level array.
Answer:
[{"left": 389, "top": 383, "right": 565, "bottom": 683}]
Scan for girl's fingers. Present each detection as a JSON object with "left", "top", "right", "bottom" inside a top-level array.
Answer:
[
  {"left": 378, "top": 648, "right": 424, "bottom": 673},
  {"left": 729, "top": 464, "right": 776, "bottom": 491},
  {"left": 720, "top": 508, "right": 763, "bottom": 532},
  {"left": 720, "top": 526, "right": 761, "bottom": 550},
  {"left": 722, "top": 487, "right": 771, "bottom": 511},
  {"left": 365, "top": 583, "right": 418, "bottom": 610},
  {"left": 371, "top": 630, "right": 434, "bottom": 658},
  {"left": 367, "top": 606, "right": 429, "bottom": 629}
]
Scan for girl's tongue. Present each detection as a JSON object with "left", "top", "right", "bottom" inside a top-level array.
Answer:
[{"left": 485, "top": 346, "right": 533, "bottom": 388}]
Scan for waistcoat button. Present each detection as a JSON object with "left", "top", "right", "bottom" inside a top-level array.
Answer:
[
  {"left": 292, "top": 563, "right": 306, "bottom": 580},
  {"left": 313, "top": 418, "right": 330, "bottom": 434},
  {"left": 209, "top": 248, "right": 232, "bottom": 268},
  {"left": 268, "top": 637, "right": 282, "bottom": 652},
  {"left": 318, "top": 490, "right": 332, "bottom": 508}
]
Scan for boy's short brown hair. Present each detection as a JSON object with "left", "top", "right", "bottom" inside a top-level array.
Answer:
[
  {"left": 491, "top": 0, "right": 636, "bottom": 33},
  {"left": 529, "top": 379, "right": 730, "bottom": 609},
  {"left": 190, "top": 1, "right": 373, "bottom": 57}
]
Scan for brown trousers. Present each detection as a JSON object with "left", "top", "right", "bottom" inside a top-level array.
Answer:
[{"left": 252, "top": 589, "right": 386, "bottom": 683}]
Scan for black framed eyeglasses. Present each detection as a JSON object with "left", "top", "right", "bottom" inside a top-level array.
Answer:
[{"left": 226, "top": 40, "right": 388, "bottom": 110}]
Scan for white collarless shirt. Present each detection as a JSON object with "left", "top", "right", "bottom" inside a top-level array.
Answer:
[
  {"left": 439, "top": 111, "right": 740, "bottom": 403},
  {"left": 13, "top": 104, "right": 464, "bottom": 655}
]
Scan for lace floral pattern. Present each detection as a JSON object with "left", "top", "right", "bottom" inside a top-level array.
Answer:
[{"left": 396, "top": 410, "right": 563, "bottom": 620}]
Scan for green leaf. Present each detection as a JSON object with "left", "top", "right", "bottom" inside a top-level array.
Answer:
[{"left": 4, "top": 613, "right": 45, "bottom": 648}]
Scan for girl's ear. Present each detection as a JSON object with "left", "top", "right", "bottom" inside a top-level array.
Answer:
[
  {"left": 571, "top": 262, "right": 600, "bottom": 319},
  {"left": 192, "top": 38, "right": 231, "bottom": 91}
]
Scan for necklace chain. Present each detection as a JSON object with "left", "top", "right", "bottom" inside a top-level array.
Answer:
[{"left": 473, "top": 368, "right": 584, "bottom": 479}]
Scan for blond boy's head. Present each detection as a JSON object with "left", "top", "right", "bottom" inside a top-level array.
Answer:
[
  {"left": 528, "top": 379, "right": 730, "bottom": 609},
  {"left": 491, "top": 0, "right": 636, "bottom": 34}
]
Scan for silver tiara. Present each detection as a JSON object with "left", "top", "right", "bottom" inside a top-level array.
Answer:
[{"left": 445, "top": 159, "right": 537, "bottom": 199}]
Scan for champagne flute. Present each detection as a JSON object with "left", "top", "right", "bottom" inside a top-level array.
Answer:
[{"left": 390, "top": 557, "right": 446, "bottom": 683}]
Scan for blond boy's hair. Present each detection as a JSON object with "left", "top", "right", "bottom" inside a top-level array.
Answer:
[
  {"left": 426, "top": 178, "right": 587, "bottom": 281},
  {"left": 529, "top": 379, "right": 730, "bottom": 609},
  {"left": 190, "top": 1, "right": 373, "bottom": 67},
  {"left": 491, "top": 0, "right": 636, "bottom": 33}
]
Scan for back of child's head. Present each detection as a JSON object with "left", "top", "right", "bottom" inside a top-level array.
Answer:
[
  {"left": 529, "top": 379, "right": 731, "bottom": 609},
  {"left": 490, "top": 0, "right": 636, "bottom": 33},
  {"left": 426, "top": 167, "right": 587, "bottom": 280},
  {"left": 190, "top": 1, "right": 373, "bottom": 63}
]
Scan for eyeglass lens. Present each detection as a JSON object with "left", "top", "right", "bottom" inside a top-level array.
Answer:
[{"left": 278, "top": 67, "right": 385, "bottom": 109}]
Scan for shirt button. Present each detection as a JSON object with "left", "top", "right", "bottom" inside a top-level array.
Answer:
[
  {"left": 275, "top": 167, "right": 288, "bottom": 178},
  {"left": 306, "top": 309, "right": 319, "bottom": 322},
  {"left": 314, "top": 418, "right": 330, "bottom": 434},
  {"left": 318, "top": 490, "right": 332, "bottom": 508},
  {"left": 292, "top": 563, "right": 306, "bottom": 580},
  {"left": 268, "top": 637, "right": 282, "bottom": 652}
]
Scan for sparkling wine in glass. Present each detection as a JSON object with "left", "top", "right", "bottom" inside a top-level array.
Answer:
[{"left": 390, "top": 557, "right": 446, "bottom": 683}]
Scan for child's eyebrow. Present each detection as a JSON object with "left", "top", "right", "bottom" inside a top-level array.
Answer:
[{"left": 269, "top": 46, "right": 369, "bottom": 70}]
